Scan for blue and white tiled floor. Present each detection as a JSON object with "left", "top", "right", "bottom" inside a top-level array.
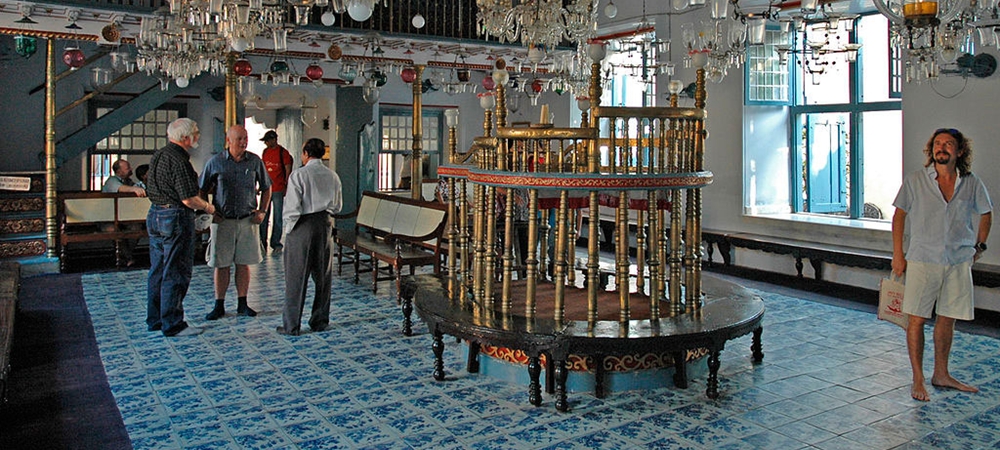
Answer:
[{"left": 83, "top": 255, "right": 1000, "bottom": 449}]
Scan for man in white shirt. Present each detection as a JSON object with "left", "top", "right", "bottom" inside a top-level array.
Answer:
[
  {"left": 278, "top": 138, "right": 342, "bottom": 336},
  {"left": 892, "top": 127, "right": 992, "bottom": 401}
]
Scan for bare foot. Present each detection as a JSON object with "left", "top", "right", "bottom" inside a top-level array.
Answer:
[
  {"left": 931, "top": 375, "right": 979, "bottom": 393},
  {"left": 911, "top": 383, "right": 931, "bottom": 402}
]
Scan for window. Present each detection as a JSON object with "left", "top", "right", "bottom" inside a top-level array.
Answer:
[
  {"left": 744, "top": 13, "right": 901, "bottom": 221},
  {"left": 746, "top": 28, "right": 790, "bottom": 104},
  {"left": 88, "top": 103, "right": 184, "bottom": 190},
  {"left": 378, "top": 108, "right": 444, "bottom": 191}
]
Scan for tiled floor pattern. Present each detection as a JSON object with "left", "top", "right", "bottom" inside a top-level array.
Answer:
[{"left": 82, "top": 256, "right": 1000, "bottom": 449}]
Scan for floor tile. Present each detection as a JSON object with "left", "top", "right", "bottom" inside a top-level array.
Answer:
[{"left": 80, "top": 261, "right": 1000, "bottom": 450}]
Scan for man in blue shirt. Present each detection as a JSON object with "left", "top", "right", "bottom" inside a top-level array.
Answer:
[
  {"left": 200, "top": 125, "right": 272, "bottom": 321},
  {"left": 892, "top": 127, "right": 992, "bottom": 401}
]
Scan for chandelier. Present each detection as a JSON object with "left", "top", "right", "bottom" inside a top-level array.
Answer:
[
  {"left": 774, "top": 1, "right": 861, "bottom": 83},
  {"left": 136, "top": 0, "right": 284, "bottom": 87},
  {"left": 135, "top": 0, "right": 382, "bottom": 88},
  {"left": 476, "top": 0, "right": 599, "bottom": 49},
  {"left": 685, "top": 0, "right": 861, "bottom": 83},
  {"left": 680, "top": 0, "right": 758, "bottom": 83},
  {"left": 873, "top": 0, "right": 1000, "bottom": 82},
  {"left": 605, "top": 5, "right": 675, "bottom": 88}
]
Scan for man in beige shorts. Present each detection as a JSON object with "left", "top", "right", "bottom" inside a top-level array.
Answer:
[
  {"left": 891, "top": 127, "right": 992, "bottom": 401},
  {"left": 200, "top": 125, "right": 272, "bottom": 320}
]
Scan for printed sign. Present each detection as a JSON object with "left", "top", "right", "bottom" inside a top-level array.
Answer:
[{"left": 0, "top": 176, "right": 31, "bottom": 192}]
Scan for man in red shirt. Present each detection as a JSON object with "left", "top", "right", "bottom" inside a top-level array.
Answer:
[{"left": 259, "top": 130, "right": 293, "bottom": 253}]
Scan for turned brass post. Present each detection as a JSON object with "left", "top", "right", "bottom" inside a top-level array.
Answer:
[
  {"left": 617, "top": 190, "right": 630, "bottom": 322},
  {"left": 460, "top": 178, "right": 471, "bottom": 292},
  {"left": 647, "top": 190, "right": 660, "bottom": 319},
  {"left": 686, "top": 67, "right": 708, "bottom": 312},
  {"left": 446, "top": 177, "right": 458, "bottom": 282},
  {"left": 553, "top": 190, "right": 570, "bottom": 324},
  {"left": 525, "top": 189, "right": 539, "bottom": 318},
  {"left": 411, "top": 65, "right": 425, "bottom": 200},
  {"left": 586, "top": 190, "right": 600, "bottom": 324},
  {"left": 484, "top": 184, "right": 497, "bottom": 302},
  {"left": 483, "top": 109, "right": 493, "bottom": 138},
  {"left": 44, "top": 40, "right": 57, "bottom": 257},
  {"left": 501, "top": 186, "right": 515, "bottom": 313},
  {"left": 669, "top": 126, "right": 684, "bottom": 315},
  {"left": 225, "top": 53, "right": 238, "bottom": 130}
]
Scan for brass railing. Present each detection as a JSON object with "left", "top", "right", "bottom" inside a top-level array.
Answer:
[{"left": 439, "top": 62, "right": 710, "bottom": 330}]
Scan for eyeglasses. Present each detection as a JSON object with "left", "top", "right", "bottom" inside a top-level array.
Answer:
[{"left": 935, "top": 128, "right": 960, "bottom": 136}]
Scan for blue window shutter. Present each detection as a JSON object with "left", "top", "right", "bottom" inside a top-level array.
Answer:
[{"left": 806, "top": 115, "right": 848, "bottom": 213}]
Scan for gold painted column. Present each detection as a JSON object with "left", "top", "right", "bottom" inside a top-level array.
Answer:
[
  {"left": 45, "top": 39, "right": 57, "bottom": 257},
  {"left": 411, "top": 65, "right": 425, "bottom": 200},
  {"left": 225, "top": 53, "right": 238, "bottom": 130}
]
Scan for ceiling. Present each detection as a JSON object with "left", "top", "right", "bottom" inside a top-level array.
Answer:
[{"left": 0, "top": 0, "right": 885, "bottom": 70}]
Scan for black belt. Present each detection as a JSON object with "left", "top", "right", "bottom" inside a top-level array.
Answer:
[
  {"left": 224, "top": 213, "right": 252, "bottom": 220},
  {"left": 154, "top": 203, "right": 184, "bottom": 209}
]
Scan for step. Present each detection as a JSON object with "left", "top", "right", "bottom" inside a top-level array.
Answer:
[{"left": 0, "top": 235, "right": 48, "bottom": 260}]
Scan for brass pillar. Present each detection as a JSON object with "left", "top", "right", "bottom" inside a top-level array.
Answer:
[
  {"left": 225, "top": 53, "right": 238, "bottom": 130},
  {"left": 411, "top": 65, "right": 425, "bottom": 200},
  {"left": 45, "top": 39, "right": 57, "bottom": 257}
]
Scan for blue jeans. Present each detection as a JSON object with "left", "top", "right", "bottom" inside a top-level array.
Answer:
[
  {"left": 147, "top": 205, "right": 195, "bottom": 335},
  {"left": 260, "top": 191, "right": 284, "bottom": 249}
]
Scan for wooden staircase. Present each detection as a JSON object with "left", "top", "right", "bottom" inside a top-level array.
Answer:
[{"left": 0, "top": 172, "right": 58, "bottom": 275}]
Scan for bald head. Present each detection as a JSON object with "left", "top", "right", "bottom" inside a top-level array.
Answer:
[{"left": 226, "top": 125, "right": 248, "bottom": 160}]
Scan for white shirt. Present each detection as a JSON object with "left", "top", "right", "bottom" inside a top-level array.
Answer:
[
  {"left": 893, "top": 165, "right": 992, "bottom": 265},
  {"left": 282, "top": 159, "right": 342, "bottom": 233}
]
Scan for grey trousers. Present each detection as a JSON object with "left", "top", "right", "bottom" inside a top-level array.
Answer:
[{"left": 282, "top": 212, "right": 333, "bottom": 334}]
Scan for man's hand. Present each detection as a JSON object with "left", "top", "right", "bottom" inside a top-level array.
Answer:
[
  {"left": 250, "top": 210, "right": 265, "bottom": 224},
  {"left": 891, "top": 254, "right": 907, "bottom": 278}
]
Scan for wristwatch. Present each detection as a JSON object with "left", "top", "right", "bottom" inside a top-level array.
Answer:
[{"left": 976, "top": 242, "right": 987, "bottom": 252}]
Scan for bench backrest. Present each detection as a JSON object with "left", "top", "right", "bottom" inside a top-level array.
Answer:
[
  {"left": 356, "top": 190, "right": 447, "bottom": 239},
  {"left": 63, "top": 197, "right": 115, "bottom": 224},
  {"left": 59, "top": 192, "right": 151, "bottom": 225},
  {"left": 118, "top": 197, "right": 151, "bottom": 222}
]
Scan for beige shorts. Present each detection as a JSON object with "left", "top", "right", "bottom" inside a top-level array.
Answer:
[
  {"left": 207, "top": 217, "right": 262, "bottom": 267},
  {"left": 902, "top": 260, "right": 974, "bottom": 320}
]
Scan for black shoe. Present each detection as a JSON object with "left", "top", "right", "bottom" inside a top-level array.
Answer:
[
  {"left": 236, "top": 306, "right": 257, "bottom": 317},
  {"left": 309, "top": 324, "right": 328, "bottom": 332},
  {"left": 205, "top": 307, "right": 225, "bottom": 321},
  {"left": 275, "top": 326, "right": 299, "bottom": 336},
  {"left": 148, "top": 323, "right": 162, "bottom": 331}
]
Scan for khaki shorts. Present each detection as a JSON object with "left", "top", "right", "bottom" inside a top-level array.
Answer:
[
  {"left": 207, "top": 217, "right": 262, "bottom": 267},
  {"left": 902, "top": 260, "right": 974, "bottom": 320}
]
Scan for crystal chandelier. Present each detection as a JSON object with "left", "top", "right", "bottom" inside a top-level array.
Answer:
[
  {"left": 135, "top": 0, "right": 379, "bottom": 88},
  {"left": 476, "top": 0, "right": 599, "bottom": 49},
  {"left": 136, "top": 0, "right": 287, "bottom": 87},
  {"left": 873, "top": 0, "right": 1000, "bottom": 82},
  {"left": 680, "top": 0, "right": 757, "bottom": 83}
]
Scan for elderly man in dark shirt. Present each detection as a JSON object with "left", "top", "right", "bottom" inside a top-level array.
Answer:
[
  {"left": 146, "top": 118, "right": 216, "bottom": 337},
  {"left": 200, "top": 125, "right": 271, "bottom": 321}
]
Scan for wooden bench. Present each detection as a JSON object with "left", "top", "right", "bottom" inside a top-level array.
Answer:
[
  {"left": 0, "top": 261, "right": 19, "bottom": 408},
  {"left": 711, "top": 232, "right": 1000, "bottom": 288},
  {"left": 333, "top": 191, "right": 448, "bottom": 335},
  {"left": 58, "top": 191, "right": 150, "bottom": 272},
  {"left": 718, "top": 232, "right": 892, "bottom": 280}
]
